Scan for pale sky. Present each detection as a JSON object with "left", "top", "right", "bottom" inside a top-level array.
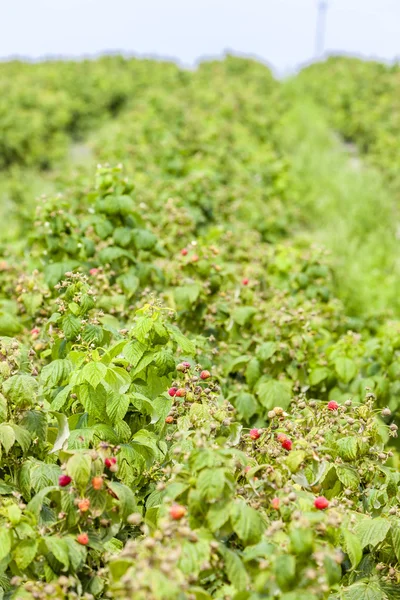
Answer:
[{"left": 2, "top": 0, "right": 400, "bottom": 74}]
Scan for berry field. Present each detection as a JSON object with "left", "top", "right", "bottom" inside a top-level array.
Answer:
[{"left": 0, "top": 54, "right": 400, "bottom": 600}]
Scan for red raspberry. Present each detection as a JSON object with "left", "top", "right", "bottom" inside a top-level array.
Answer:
[
  {"left": 281, "top": 438, "right": 292, "bottom": 451},
  {"left": 76, "top": 533, "right": 89, "bottom": 546},
  {"left": 314, "top": 496, "right": 329, "bottom": 510},
  {"left": 168, "top": 387, "right": 178, "bottom": 397},
  {"left": 59, "top": 475, "right": 72, "bottom": 487},
  {"left": 200, "top": 370, "right": 211, "bottom": 380},
  {"left": 169, "top": 504, "right": 186, "bottom": 520},
  {"left": 327, "top": 401, "right": 339, "bottom": 411},
  {"left": 89, "top": 268, "right": 99, "bottom": 276},
  {"left": 249, "top": 428, "right": 260, "bottom": 440},
  {"left": 175, "top": 388, "right": 186, "bottom": 397},
  {"left": 30, "top": 327, "right": 40, "bottom": 336},
  {"left": 104, "top": 457, "right": 117, "bottom": 468},
  {"left": 181, "top": 248, "right": 188, "bottom": 256},
  {"left": 242, "top": 278, "right": 249, "bottom": 285},
  {"left": 165, "top": 416, "right": 174, "bottom": 424}
]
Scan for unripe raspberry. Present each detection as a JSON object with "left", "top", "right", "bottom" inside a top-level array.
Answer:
[
  {"left": 281, "top": 438, "right": 292, "bottom": 451},
  {"left": 76, "top": 533, "right": 89, "bottom": 546},
  {"left": 109, "top": 464, "right": 118, "bottom": 473},
  {"left": 168, "top": 387, "right": 178, "bottom": 397},
  {"left": 382, "top": 407, "right": 391, "bottom": 416},
  {"left": 169, "top": 504, "right": 187, "bottom": 520},
  {"left": 165, "top": 416, "right": 174, "bottom": 424},
  {"left": 314, "top": 496, "right": 329, "bottom": 510},
  {"left": 177, "top": 362, "right": 191, "bottom": 371},
  {"left": 89, "top": 268, "right": 99, "bottom": 276},
  {"left": 59, "top": 475, "right": 72, "bottom": 487},
  {"left": 78, "top": 498, "right": 90, "bottom": 512},
  {"left": 200, "top": 370, "right": 211, "bottom": 380},
  {"left": 127, "top": 513, "right": 142, "bottom": 525},
  {"left": 91, "top": 477, "right": 103, "bottom": 490},
  {"left": 175, "top": 388, "right": 186, "bottom": 397},
  {"left": 104, "top": 457, "right": 117, "bottom": 469},
  {"left": 271, "top": 497, "right": 280, "bottom": 510},
  {"left": 276, "top": 433, "right": 287, "bottom": 443},
  {"left": 274, "top": 407, "right": 284, "bottom": 416},
  {"left": 327, "top": 401, "right": 339, "bottom": 411},
  {"left": 249, "top": 428, "right": 260, "bottom": 440}
]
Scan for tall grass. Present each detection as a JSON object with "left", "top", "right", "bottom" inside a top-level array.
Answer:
[{"left": 279, "top": 89, "right": 400, "bottom": 317}]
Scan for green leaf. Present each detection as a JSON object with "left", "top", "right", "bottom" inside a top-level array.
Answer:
[
  {"left": 0, "top": 424, "right": 15, "bottom": 454},
  {"left": 78, "top": 383, "right": 107, "bottom": 420},
  {"left": 80, "top": 361, "right": 107, "bottom": 388},
  {"left": 13, "top": 538, "right": 39, "bottom": 570},
  {"left": 132, "top": 229, "right": 158, "bottom": 250},
  {"left": 232, "top": 306, "right": 257, "bottom": 326},
  {"left": 230, "top": 500, "right": 264, "bottom": 545},
  {"left": 132, "top": 316, "right": 153, "bottom": 343},
  {"left": 391, "top": 522, "right": 400, "bottom": 563},
  {"left": 256, "top": 342, "right": 277, "bottom": 362},
  {"left": 123, "top": 340, "right": 147, "bottom": 367},
  {"left": 285, "top": 450, "right": 306, "bottom": 473},
  {"left": 275, "top": 554, "right": 296, "bottom": 591},
  {"left": 106, "top": 393, "right": 131, "bottom": 424},
  {"left": 66, "top": 453, "right": 92, "bottom": 489},
  {"left": 2, "top": 373, "right": 37, "bottom": 407},
  {"left": 45, "top": 536, "right": 70, "bottom": 568},
  {"left": 49, "top": 412, "right": 70, "bottom": 454},
  {"left": 219, "top": 545, "right": 249, "bottom": 591},
  {"left": 0, "top": 529, "right": 11, "bottom": 562},
  {"left": 342, "top": 580, "right": 385, "bottom": 600},
  {"left": 355, "top": 517, "right": 391, "bottom": 548},
  {"left": 174, "top": 284, "right": 202, "bottom": 311},
  {"left": 167, "top": 324, "right": 196, "bottom": 355},
  {"left": 256, "top": 379, "right": 291, "bottom": 410},
  {"left": 336, "top": 437, "right": 358, "bottom": 461},
  {"left": 197, "top": 468, "right": 226, "bottom": 502},
  {"left": 335, "top": 357, "right": 357, "bottom": 384},
  {"left": 51, "top": 384, "right": 72, "bottom": 411},
  {"left": 245, "top": 358, "right": 260, "bottom": 388},
  {"left": 104, "top": 366, "right": 131, "bottom": 393},
  {"left": 62, "top": 314, "right": 81, "bottom": 340},
  {"left": 107, "top": 481, "right": 138, "bottom": 520},
  {"left": 235, "top": 392, "right": 258, "bottom": 421},
  {"left": 10, "top": 424, "right": 31, "bottom": 453},
  {"left": 342, "top": 529, "right": 363, "bottom": 569},
  {"left": 40, "top": 359, "right": 73, "bottom": 389},
  {"left": 336, "top": 465, "right": 360, "bottom": 489},
  {"left": 309, "top": 367, "right": 330, "bottom": 386}
]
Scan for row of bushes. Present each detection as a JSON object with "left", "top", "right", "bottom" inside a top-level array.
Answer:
[{"left": 0, "top": 56, "right": 399, "bottom": 599}]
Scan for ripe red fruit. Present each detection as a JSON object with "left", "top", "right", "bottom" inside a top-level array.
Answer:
[
  {"left": 327, "top": 401, "right": 339, "bottom": 411},
  {"left": 314, "top": 496, "right": 329, "bottom": 510},
  {"left": 89, "top": 268, "right": 99, "bottom": 276},
  {"left": 78, "top": 498, "right": 90, "bottom": 512},
  {"left": 271, "top": 497, "right": 280, "bottom": 510},
  {"left": 276, "top": 433, "right": 287, "bottom": 443},
  {"left": 249, "top": 428, "right": 260, "bottom": 440},
  {"left": 165, "top": 416, "right": 174, "bottom": 424},
  {"left": 175, "top": 388, "right": 186, "bottom": 397},
  {"left": 168, "top": 387, "right": 178, "bottom": 397},
  {"left": 281, "top": 438, "right": 292, "bottom": 451},
  {"left": 177, "top": 361, "right": 191, "bottom": 372},
  {"left": 242, "top": 278, "right": 249, "bottom": 285},
  {"left": 169, "top": 504, "right": 186, "bottom": 520},
  {"left": 92, "top": 476, "right": 103, "bottom": 490},
  {"left": 59, "top": 475, "right": 72, "bottom": 487},
  {"left": 104, "top": 457, "right": 117, "bottom": 469},
  {"left": 30, "top": 327, "right": 40, "bottom": 337},
  {"left": 200, "top": 370, "right": 211, "bottom": 380},
  {"left": 181, "top": 248, "right": 188, "bottom": 256},
  {"left": 76, "top": 533, "right": 89, "bottom": 546}
]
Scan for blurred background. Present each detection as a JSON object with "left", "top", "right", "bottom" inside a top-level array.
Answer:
[{"left": 1, "top": 0, "right": 400, "bottom": 74}]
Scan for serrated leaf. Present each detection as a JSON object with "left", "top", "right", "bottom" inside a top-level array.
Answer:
[
  {"left": 123, "top": 340, "right": 147, "bottom": 367},
  {"left": 355, "top": 517, "right": 391, "bottom": 548},
  {"left": 235, "top": 392, "right": 258, "bottom": 421},
  {"left": 309, "top": 367, "right": 330, "bottom": 386},
  {"left": 167, "top": 324, "right": 196, "bottom": 355},
  {"left": 197, "top": 468, "right": 226, "bottom": 502},
  {"left": 335, "top": 357, "right": 357, "bottom": 384},
  {"left": 62, "top": 314, "right": 81, "bottom": 340},
  {"left": 285, "top": 450, "right": 306, "bottom": 473},
  {"left": 336, "top": 465, "right": 360, "bottom": 490},
  {"left": 342, "top": 580, "right": 385, "bottom": 600},
  {"left": 232, "top": 306, "right": 257, "bottom": 326},
  {"left": 40, "top": 359, "right": 73, "bottom": 389},
  {"left": 45, "top": 536, "right": 70, "bottom": 568},
  {"left": 256, "top": 379, "right": 291, "bottom": 410},
  {"left": 0, "top": 424, "right": 15, "bottom": 454},
  {"left": 49, "top": 411, "right": 70, "bottom": 454},
  {"left": 336, "top": 437, "right": 358, "bottom": 461},
  {"left": 13, "top": 538, "right": 39, "bottom": 570},
  {"left": 66, "top": 453, "right": 91, "bottom": 489},
  {"left": 107, "top": 481, "right": 138, "bottom": 520},
  {"left": 106, "top": 393, "right": 131, "bottom": 424},
  {"left": 219, "top": 545, "right": 249, "bottom": 591},
  {"left": 80, "top": 362, "right": 107, "bottom": 388},
  {"left": 0, "top": 529, "right": 11, "bottom": 562},
  {"left": 230, "top": 499, "right": 264, "bottom": 545},
  {"left": 2, "top": 373, "right": 37, "bottom": 407},
  {"left": 256, "top": 342, "right": 277, "bottom": 362},
  {"left": 10, "top": 424, "right": 31, "bottom": 453},
  {"left": 342, "top": 529, "right": 362, "bottom": 569}
]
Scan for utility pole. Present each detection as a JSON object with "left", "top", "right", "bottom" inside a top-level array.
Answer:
[{"left": 315, "top": 0, "right": 329, "bottom": 58}]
